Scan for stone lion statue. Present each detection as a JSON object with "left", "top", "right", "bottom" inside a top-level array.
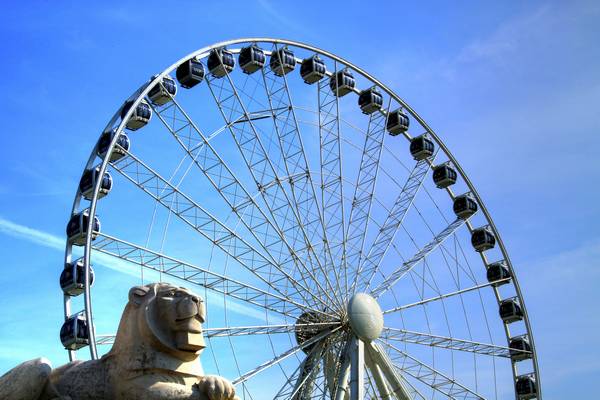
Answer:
[{"left": 0, "top": 283, "right": 238, "bottom": 400}]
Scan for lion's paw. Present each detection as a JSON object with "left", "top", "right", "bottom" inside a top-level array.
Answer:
[{"left": 196, "top": 375, "right": 237, "bottom": 400}]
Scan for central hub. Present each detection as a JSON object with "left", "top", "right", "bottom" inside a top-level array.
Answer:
[{"left": 347, "top": 293, "right": 384, "bottom": 341}]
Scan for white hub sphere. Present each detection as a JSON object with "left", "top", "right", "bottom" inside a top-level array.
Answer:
[{"left": 347, "top": 292, "right": 384, "bottom": 341}]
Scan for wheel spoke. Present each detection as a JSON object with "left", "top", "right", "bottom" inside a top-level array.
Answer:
[
  {"left": 345, "top": 104, "right": 388, "bottom": 299},
  {"left": 261, "top": 43, "right": 343, "bottom": 307},
  {"left": 378, "top": 340, "right": 486, "bottom": 400},
  {"left": 354, "top": 157, "right": 434, "bottom": 294},
  {"left": 370, "top": 217, "right": 465, "bottom": 298},
  {"left": 92, "top": 233, "right": 329, "bottom": 319},
  {"left": 383, "top": 279, "right": 511, "bottom": 314},
  {"left": 381, "top": 328, "right": 519, "bottom": 358},
  {"left": 95, "top": 323, "right": 339, "bottom": 348},
  {"left": 318, "top": 60, "right": 349, "bottom": 295},
  {"left": 109, "top": 152, "right": 319, "bottom": 308},
  {"left": 204, "top": 59, "right": 339, "bottom": 309},
  {"left": 232, "top": 326, "right": 340, "bottom": 385},
  {"left": 148, "top": 94, "right": 332, "bottom": 309},
  {"left": 204, "top": 322, "right": 340, "bottom": 339}
]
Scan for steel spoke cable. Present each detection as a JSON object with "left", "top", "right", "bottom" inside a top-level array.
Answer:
[
  {"left": 261, "top": 43, "right": 343, "bottom": 309},
  {"left": 232, "top": 326, "right": 341, "bottom": 385},
  {"left": 110, "top": 150, "right": 326, "bottom": 310},
  {"left": 148, "top": 92, "right": 329, "bottom": 311},
  {"left": 344, "top": 98, "right": 391, "bottom": 301},
  {"left": 379, "top": 340, "right": 486, "bottom": 400},
  {"left": 204, "top": 64, "right": 340, "bottom": 311},
  {"left": 230, "top": 54, "right": 342, "bottom": 310},
  {"left": 318, "top": 60, "right": 349, "bottom": 304}
]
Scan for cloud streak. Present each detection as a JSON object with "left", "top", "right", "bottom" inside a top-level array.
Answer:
[{"left": 0, "top": 216, "right": 282, "bottom": 323}]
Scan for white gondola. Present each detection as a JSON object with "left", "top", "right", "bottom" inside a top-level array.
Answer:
[
  {"left": 148, "top": 75, "right": 177, "bottom": 106},
  {"left": 358, "top": 87, "right": 383, "bottom": 114},
  {"left": 60, "top": 258, "right": 94, "bottom": 297},
  {"left": 453, "top": 192, "right": 478, "bottom": 219},
  {"left": 239, "top": 45, "right": 266, "bottom": 74},
  {"left": 96, "top": 129, "right": 130, "bottom": 161},
  {"left": 60, "top": 313, "right": 89, "bottom": 350},
  {"left": 516, "top": 375, "right": 537, "bottom": 400},
  {"left": 386, "top": 108, "right": 410, "bottom": 136},
  {"left": 176, "top": 57, "right": 205, "bottom": 88},
  {"left": 487, "top": 260, "right": 511, "bottom": 286},
  {"left": 207, "top": 48, "right": 235, "bottom": 78},
  {"left": 432, "top": 162, "right": 457, "bottom": 188},
  {"left": 499, "top": 297, "right": 524, "bottom": 323},
  {"left": 121, "top": 99, "right": 152, "bottom": 131},
  {"left": 509, "top": 335, "right": 532, "bottom": 361},
  {"left": 270, "top": 47, "right": 296, "bottom": 76},
  {"left": 471, "top": 226, "right": 496, "bottom": 252},
  {"left": 66, "top": 209, "right": 100, "bottom": 246},
  {"left": 300, "top": 55, "right": 326, "bottom": 84},
  {"left": 79, "top": 166, "right": 112, "bottom": 201},
  {"left": 409, "top": 134, "right": 434, "bottom": 160},
  {"left": 329, "top": 69, "right": 355, "bottom": 97}
]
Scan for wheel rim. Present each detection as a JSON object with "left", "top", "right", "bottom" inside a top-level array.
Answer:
[{"left": 61, "top": 38, "right": 541, "bottom": 400}]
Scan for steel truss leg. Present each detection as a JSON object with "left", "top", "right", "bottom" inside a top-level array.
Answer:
[
  {"left": 365, "top": 347, "right": 393, "bottom": 400},
  {"left": 350, "top": 338, "right": 365, "bottom": 400},
  {"left": 335, "top": 339, "right": 353, "bottom": 400},
  {"left": 366, "top": 341, "right": 412, "bottom": 400}
]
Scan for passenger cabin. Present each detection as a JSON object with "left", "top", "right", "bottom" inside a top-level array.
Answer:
[
  {"left": 66, "top": 209, "right": 100, "bottom": 246},
  {"left": 499, "top": 297, "right": 524, "bottom": 323},
  {"left": 329, "top": 69, "right": 355, "bottom": 97},
  {"left": 471, "top": 226, "right": 496, "bottom": 252},
  {"left": 121, "top": 99, "right": 152, "bottom": 131},
  {"left": 148, "top": 75, "right": 177, "bottom": 106},
  {"left": 358, "top": 87, "right": 383, "bottom": 114},
  {"left": 79, "top": 166, "right": 112, "bottom": 201},
  {"left": 453, "top": 193, "right": 478, "bottom": 219},
  {"left": 270, "top": 47, "right": 296, "bottom": 76},
  {"left": 207, "top": 48, "right": 235, "bottom": 78},
  {"left": 487, "top": 261, "right": 511, "bottom": 286},
  {"left": 509, "top": 335, "right": 532, "bottom": 361},
  {"left": 515, "top": 375, "right": 537, "bottom": 400},
  {"left": 300, "top": 55, "right": 326, "bottom": 84},
  {"left": 239, "top": 45, "right": 265, "bottom": 74},
  {"left": 386, "top": 109, "right": 410, "bottom": 136},
  {"left": 432, "top": 163, "right": 457, "bottom": 188},
  {"left": 176, "top": 57, "right": 205, "bottom": 88},
  {"left": 409, "top": 135, "right": 434, "bottom": 160},
  {"left": 60, "top": 258, "right": 94, "bottom": 297},
  {"left": 96, "top": 129, "right": 130, "bottom": 162},
  {"left": 60, "top": 314, "right": 89, "bottom": 350}
]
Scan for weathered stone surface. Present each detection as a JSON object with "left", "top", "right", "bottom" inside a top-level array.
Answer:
[
  {"left": 0, "top": 358, "right": 52, "bottom": 400},
  {"left": 0, "top": 283, "right": 238, "bottom": 400}
]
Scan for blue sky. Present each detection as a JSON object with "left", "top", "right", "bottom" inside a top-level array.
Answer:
[{"left": 0, "top": 1, "right": 598, "bottom": 399}]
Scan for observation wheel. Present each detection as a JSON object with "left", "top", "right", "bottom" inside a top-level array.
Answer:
[{"left": 61, "top": 38, "right": 541, "bottom": 400}]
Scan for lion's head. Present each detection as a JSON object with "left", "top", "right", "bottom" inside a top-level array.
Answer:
[{"left": 110, "top": 283, "right": 207, "bottom": 372}]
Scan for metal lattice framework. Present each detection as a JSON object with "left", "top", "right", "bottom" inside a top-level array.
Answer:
[{"left": 62, "top": 38, "right": 541, "bottom": 400}]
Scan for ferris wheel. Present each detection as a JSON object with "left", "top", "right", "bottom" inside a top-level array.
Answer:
[{"left": 60, "top": 38, "right": 541, "bottom": 400}]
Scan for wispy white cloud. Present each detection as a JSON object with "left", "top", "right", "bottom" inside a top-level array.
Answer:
[
  {"left": 0, "top": 216, "right": 282, "bottom": 323},
  {"left": 256, "top": 0, "right": 306, "bottom": 36}
]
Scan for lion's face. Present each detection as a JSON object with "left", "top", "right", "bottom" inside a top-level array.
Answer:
[{"left": 129, "top": 283, "right": 206, "bottom": 358}]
